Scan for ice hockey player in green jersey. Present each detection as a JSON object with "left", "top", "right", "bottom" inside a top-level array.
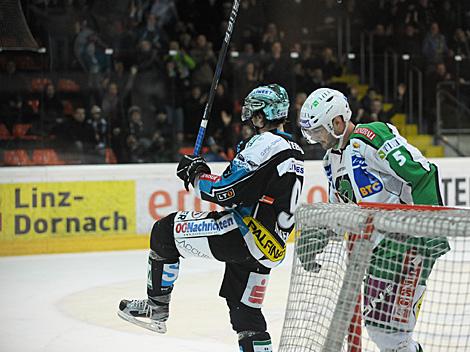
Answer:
[{"left": 299, "top": 88, "right": 450, "bottom": 352}]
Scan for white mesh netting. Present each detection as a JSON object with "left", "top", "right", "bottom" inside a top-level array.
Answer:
[{"left": 279, "top": 203, "right": 470, "bottom": 352}]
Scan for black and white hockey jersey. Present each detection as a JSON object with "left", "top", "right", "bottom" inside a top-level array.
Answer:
[{"left": 194, "top": 129, "right": 305, "bottom": 268}]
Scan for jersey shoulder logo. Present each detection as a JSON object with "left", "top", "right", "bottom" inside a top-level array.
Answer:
[
  {"left": 354, "top": 127, "right": 377, "bottom": 141},
  {"left": 377, "top": 137, "right": 402, "bottom": 159},
  {"left": 216, "top": 188, "right": 235, "bottom": 201}
]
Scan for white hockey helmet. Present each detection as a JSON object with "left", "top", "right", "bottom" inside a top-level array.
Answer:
[{"left": 300, "top": 88, "right": 352, "bottom": 145}]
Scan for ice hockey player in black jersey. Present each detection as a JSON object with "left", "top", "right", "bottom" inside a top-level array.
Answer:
[{"left": 118, "top": 84, "right": 304, "bottom": 352}]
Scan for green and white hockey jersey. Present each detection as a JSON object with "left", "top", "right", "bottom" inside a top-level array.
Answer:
[
  {"left": 323, "top": 121, "right": 450, "bottom": 284},
  {"left": 323, "top": 122, "right": 443, "bottom": 206}
]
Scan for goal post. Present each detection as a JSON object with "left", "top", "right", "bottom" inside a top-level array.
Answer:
[{"left": 279, "top": 202, "right": 470, "bottom": 352}]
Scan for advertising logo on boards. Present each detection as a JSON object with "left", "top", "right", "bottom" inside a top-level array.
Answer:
[{"left": 0, "top": 181, "right": 135, "bottom": 239}]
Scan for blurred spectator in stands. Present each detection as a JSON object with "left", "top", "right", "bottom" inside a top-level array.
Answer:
[
  {"left": 360, "top": 83, "right": 407, "bottom": 124},
  {"left": 190, "top": 34, "right": 217, "bottom": 89},
  {"left": 74, "top": 20, "right": 96, "bottom": 71},
  {"left": 263, "top": 41, "right": 292, "bottom": 92},
  {"left": 422, "top": 22, "right": 451, "bottom": 71},
  {"left": 89, "top": 105, "right": 108, "bottom": 150},
  {"left": 125, "top": 134, "right": 148, "bottom": 163},
  {"left": 110, "top": 61, "right": 138, "bottom": 108},
  {"left": 360, "top": 87, "right": 380, "bottom": 115},
  {"left": 358, "top": 99, "right": 390, "bottom": 124},
  {"left": 402, "top": 0, "right": 436, "bottom": 35},
  {"left": 370, "top": 24, "right": 391, "bottom": 88},
  {"left": 437, "top": 0, "right": 458, "bottom": 36},
  {"left": 183, "top": 85, "right": 207, "bottom": 138},
  {"left": 235, "top": 43, "right": 257, "bottom": 71},
  {"left": 347, "top": 85, "right": 362, "bottom": 123},
  {"left": 415, "top": 0, "right": 436, "bottom": 33},
  {"left": 397, "top": 24, "right": 422, "bottom": 60},
  {"left": 128, "top": 105, "right": 152, "bottom": 149},
  {"left": 304, "top": 68, "right": 326, "bottom": 95},
  {"left": 427, "top": 63, "right": 452, "bottom": 91},
  {"left": 165, "top": 40, "right": 196, "bottom": 84},
  {"left": 129, "top": 0, "right": 148, "bottom": 25},
  {"left": 206, "top": 82, "right": 236, "bottom": 157},
  {"left": 312, "top": 47, "right": 342, "bottom": 82},
  {"left": 135, "top": 14, "right": 168, "bottom": 50},
  {"left": 220, "top": 110, "right": 236, "bottom": 159},
  {"left": 234, "top": 0, "right": 263, "bottom": 50},
  {"left": 132, "top": 39, "right": 165, "bottom": 127},
  {"left": 101, "top": 82, "right": 124, "bottom": 131},
  {"left": 62, "top": 107, "right": 95, "bottom": 154},
  {"left": 147, "top": 108, "right": 175, "bottom": 162},
  {"left": 178, "top": 32, "right": 193, "bottom": 52},
  {"left": 108, "top": 19, "right": 136, "bottom": 66},
  {"left": 425, "top": 63, "right": 453, "bottom": 133},
  {"left": 204, "top": 136, "right": 229, "bottom": 162},
  {"left": 135, "top": 39, "right": 161, "bottom": 72},
  {"left": 110, "top": 124, "right": 127, "bottom": 163},
  {"left": 0, "top": 94, "right": 32, "bottom": 132},
  {"left": 209, "top": 82, "right": 232, "bottom": 139},
  {"left": 1, "top": 60, "right": 27, "bottom": 96},
  {"left": 293, "top": 61, "right": 308, "bottom": 94},
  {"left": 149, "top": 0, "right": 178, "bottom": 28},
  {"left": 169, "top": 20, "right": 196, "bottom": 44},
  {"left": 162, "top": 51, "right": 190, "bottom": 137},
  {"left": 237, "top": 62, "right": 262, "bottom": 100},
  {"left": 300, "top": 44, "right": 315, "bottom": 69},
  {"left": 40, "top": 83, "right": 64, "bottom": 133},
  {"left": 147, "top": 131, "right": 173, "bottom": 162},
  {"left": 451, "top": 28, "right": 470, "bottom": 58},
  {"left": 261, "top": 23, "right": 284, "bottom": 53},
  {"left": 82, "top": 35, "right": 110, "bottom": 92}
]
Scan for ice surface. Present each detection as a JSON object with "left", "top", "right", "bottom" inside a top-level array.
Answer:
[{"left": 0, "top": 247, "right": 294, "bottom": 352}]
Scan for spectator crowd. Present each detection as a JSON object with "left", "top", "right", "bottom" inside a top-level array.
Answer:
[{"left": 1, "top": 0, "right": 470, "bottom": 164}]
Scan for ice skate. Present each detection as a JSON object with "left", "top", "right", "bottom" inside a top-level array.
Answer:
[{"left": 117, "top": 299, "right": 169, "bottom": 333}]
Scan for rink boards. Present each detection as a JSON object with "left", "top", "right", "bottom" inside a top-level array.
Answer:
[{"left": 0, "top": 158, "right": 469, "bottom": 255}]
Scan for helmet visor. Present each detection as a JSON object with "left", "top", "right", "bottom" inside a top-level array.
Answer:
[
  {"left": 241, "top": 105, "right": 254, "bottom": 121},
  {"left": 301, "top": 126, "right": 328, "bottom": 144},
  {"left": 241, "top": 99, "right": 265, "bottom": 121}
]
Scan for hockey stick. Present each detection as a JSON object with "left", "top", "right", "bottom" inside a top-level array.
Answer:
[{"left": 193, "top": 0, "right": 240, "bottom": 156}]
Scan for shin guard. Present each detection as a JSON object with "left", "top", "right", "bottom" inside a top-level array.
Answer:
[{"left": 147, "top": 249, "right": 179, "bottom": 299}]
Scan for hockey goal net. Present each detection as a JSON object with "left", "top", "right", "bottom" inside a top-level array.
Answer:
[{"left": 279, "top": 202, "right": 470, "bottom": 352}]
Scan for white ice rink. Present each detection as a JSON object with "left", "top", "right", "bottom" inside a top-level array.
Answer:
[{"left": 0, "top": 247, "right": 294, "bottom": 352}]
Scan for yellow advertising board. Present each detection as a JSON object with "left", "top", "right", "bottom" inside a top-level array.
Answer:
[{"left": 0, "top": 181, "right": 146, "bottom": 255}]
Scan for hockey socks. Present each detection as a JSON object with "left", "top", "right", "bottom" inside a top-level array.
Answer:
[{"left": 238, "top": 331, "right": 273, "bottom": 352}]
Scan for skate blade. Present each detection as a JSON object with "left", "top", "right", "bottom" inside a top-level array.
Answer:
[{"left": 117, "top": 310, "right": 167, "bottom": 333}]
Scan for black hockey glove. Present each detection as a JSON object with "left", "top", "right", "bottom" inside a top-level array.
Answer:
[
  {"left": 177, "top": 155, "right": 211, "bottom": 191},
  {"left": 296, "top": 227, "right": 330, "bottom": 273}
]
